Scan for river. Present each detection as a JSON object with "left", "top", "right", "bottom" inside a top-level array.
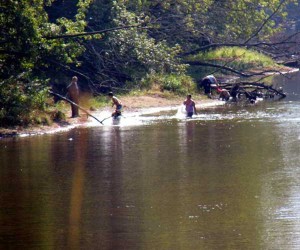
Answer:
[{"left": 1, "top": 71, "right": 300, "bottom": 249}]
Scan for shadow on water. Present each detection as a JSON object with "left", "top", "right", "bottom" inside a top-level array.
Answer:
[{"left": 1, "top": 71, "right": 300, "bottom": 249}]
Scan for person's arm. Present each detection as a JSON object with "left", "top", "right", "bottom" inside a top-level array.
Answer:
[{"left": 193, "top": 101, "right": 197, "bottom": 114}]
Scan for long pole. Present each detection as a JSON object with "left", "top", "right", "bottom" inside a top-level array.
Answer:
[
  {"left": 48, "top": 90, "right": 103, "bottom": 125},
  {"left": 100, "top": 116, "right": 112, "bottom": 124}
]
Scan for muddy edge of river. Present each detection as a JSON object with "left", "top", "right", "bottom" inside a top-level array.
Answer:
[{"left": 1, "top": 67, "right": 298, "bottom": 138}]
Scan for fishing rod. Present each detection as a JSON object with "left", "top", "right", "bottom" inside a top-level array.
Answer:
[
  {"left": 100, "top": 113, "right": 126, "bottom": 123},
  {"left": 48, "top": 90, "right": 104, "bottom": 125},
  {"left": 100, "top": 116, "right": 112, "bottom": 123}
]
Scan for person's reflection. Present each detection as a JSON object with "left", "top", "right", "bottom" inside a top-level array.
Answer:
[
  {"left": 105, "top": 127, "right": 128, "bottom": 249},
  {"left": 179, "top": 121, "right": 196, "bottom": 156},
  {"left": 68, "top": 131, "right": 87, "bottom": 249},
  {"left": 186, "top": 121, "right": 196, "bottom": 144}
]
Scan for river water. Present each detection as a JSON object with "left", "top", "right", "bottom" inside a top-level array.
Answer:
[{"left": 1, "top": 71, "right": 300, "bottom": 249}]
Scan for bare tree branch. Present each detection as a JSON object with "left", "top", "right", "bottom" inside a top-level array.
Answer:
[
  {"left": 184, "top": 60, "right": 251, "bottom": 76},
  {"left": 183, "top": 60, "right": 295, "bottom": 77},
  {"left": 43, "top": 24, "right": 149, "bottom": 40},
  {"left": 243, "top": 0, "right": 287, "bottom": 44},
  {"left": 180, "top": 40, "right": 297, "bottom": 57}
]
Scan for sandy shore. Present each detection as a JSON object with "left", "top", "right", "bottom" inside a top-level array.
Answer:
[{"left": 0, "top": 94, "right": 212, "bottom": 138}]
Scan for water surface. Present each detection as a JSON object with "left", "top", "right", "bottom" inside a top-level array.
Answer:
[{"left": 1, "top": 72, "right": 300, "bottom": 249}]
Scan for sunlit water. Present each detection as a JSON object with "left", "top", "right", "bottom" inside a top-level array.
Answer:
[{"left": 1, "top": 72, "right": 300, "bottom": 249}]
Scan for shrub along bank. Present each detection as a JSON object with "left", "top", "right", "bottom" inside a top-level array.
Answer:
[{"left": 0, "top": 47, "right": 290, "bottom": 128}]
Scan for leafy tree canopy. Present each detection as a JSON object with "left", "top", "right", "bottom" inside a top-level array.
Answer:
[
  {"left": 0, "top": 0, "right": 299, "bottom": 126},
  {"left": 0, "top": 0, "right": 92, "bottom": 126},
  {"left": 0, "top": 0, "right": 92, "bottom": 81}
]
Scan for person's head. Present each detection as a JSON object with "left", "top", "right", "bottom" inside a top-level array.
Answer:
[
  {"left": 108, "top": 92, "right": 113, "bottom": 98},
  {"left": 187, "top": 94, "right": 192, "bottom": 99},
  {"left": 72, "top": 76, "right": 78, "bottom": 82}
]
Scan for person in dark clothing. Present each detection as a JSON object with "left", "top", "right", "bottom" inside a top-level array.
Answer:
[
  {"left": 200, "top": 75, "right": 218, "bottom": 98},
  {"left": 230, "top": 83, "right": 240, "bottom": 102},
  {"left": 67, "top": 76, "right": 80, "bottom": 118},
  {"left": 244, "top": 90, "right": 258, "bottom": 104}
]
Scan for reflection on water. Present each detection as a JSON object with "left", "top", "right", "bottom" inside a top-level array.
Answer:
[{"left": 1, "top": 72, "right": 300, "bottom": 249}]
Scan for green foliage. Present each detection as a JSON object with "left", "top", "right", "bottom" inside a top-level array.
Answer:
[
  {"left": 0, "top": 0, "right": 93, "bottom": 127},
  {"left": 83, "top": 0, "right": 296, "bottom": 93},
  {"left": 188, "top": 47, "right": 277, "bottom": 70},
  {"left": 203, "top": 0, "right": 296, "bottom": 41},
  {"left": 110, "top": 2, "right": 187, "bottom": 79},
  {"left": 0, "top": 0, "right": 297, "bottom": 127},
  {"left": 120, "top": 0, "right": 296, "bottom": 49},
  {"left": 0, "top": 77, "right": 51, "bottom": 126},
  {"left": 53, "top": 111, "right": 66, "bottom": 122},
  {"left": 86, "top": 95, "right": 108, "bottom": 110},
  {"left": 95, "top": 95, "right": 109, "bottom": 106},
  {"left": 0, "top": 0, "right": 92, "bottom": 79},
  {"left": 138, "top": 73, "right": 196, "bottom": 95}
]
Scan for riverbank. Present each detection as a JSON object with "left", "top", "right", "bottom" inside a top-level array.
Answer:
[
  {"left": 1, "top": 65, "right": 298, "bottom": 138},
  {"left": 0, "top": 93, "right": 211, "bottom": 138}
]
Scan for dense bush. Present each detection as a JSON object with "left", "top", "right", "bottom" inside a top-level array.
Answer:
[
  {"left": 138, "top": 73, "right": 196, "bottom": 95},
  {"left": 0, "top": 79, "right": 50, "bottom": 126}
]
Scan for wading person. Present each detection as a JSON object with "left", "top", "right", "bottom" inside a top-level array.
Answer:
[
  {"left": 200, "top": 75, "right": 218, "bottom": 99},
  {"left": 230, "top": 83, "right": 240, "bottom": 102},
  {"left": 183, "top": 94, "right": 197, "bottom": 118},
  {"left": 216, "top": 86, "right": 230, "bottom": 101},
  {"left": 67, "top": 76, "right": 80, "bottom": 118},
  {"left": 108, "top": 92, "right": 123, "bottom": 118}
]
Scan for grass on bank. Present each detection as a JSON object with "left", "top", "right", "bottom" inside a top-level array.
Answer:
[
  {"left": 0, "top": 47, "right": 286, "bottom": 128},
  {"left": 187, "top": 46, "right": 279, "bottom": 73}
]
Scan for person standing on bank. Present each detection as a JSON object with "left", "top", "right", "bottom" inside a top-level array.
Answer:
[
  {"left": 108, "top": 92, "right": 123, "bottom": 118},
  {"left": 67, "top": 76, "right": 80, "bottom": 118},
  {"left": 183, "top": 94, "right": 197, "bottom": 118}
]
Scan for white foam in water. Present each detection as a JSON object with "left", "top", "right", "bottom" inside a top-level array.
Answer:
[
  {"left": 173, "top": 101, "right": 225, "bottom": 120},
  {"left": 175, "top": 105, "right": 187, "bottom": 119},
  {"left": 95, "top": 110, "right": 144, "bottom": 126},
  {"left": 89, "top": 100, "right": 228, "bottom": 127}
]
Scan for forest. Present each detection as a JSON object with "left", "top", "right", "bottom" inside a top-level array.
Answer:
[{"left": 1, "top": 0, "right": 300, "bottom": 126}]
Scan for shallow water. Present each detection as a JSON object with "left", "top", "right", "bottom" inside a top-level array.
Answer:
[{"left": 1, "top": 72, "right": 300, "bottom": 249}]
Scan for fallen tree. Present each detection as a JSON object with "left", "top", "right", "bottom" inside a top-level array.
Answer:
[{"left": 217, "top": 81, "right": 287, "bottom": 101}]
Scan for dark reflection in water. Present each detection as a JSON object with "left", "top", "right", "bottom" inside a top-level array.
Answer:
[{"left": 1, "top": 71, "right": 300, "bottom": 249}]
